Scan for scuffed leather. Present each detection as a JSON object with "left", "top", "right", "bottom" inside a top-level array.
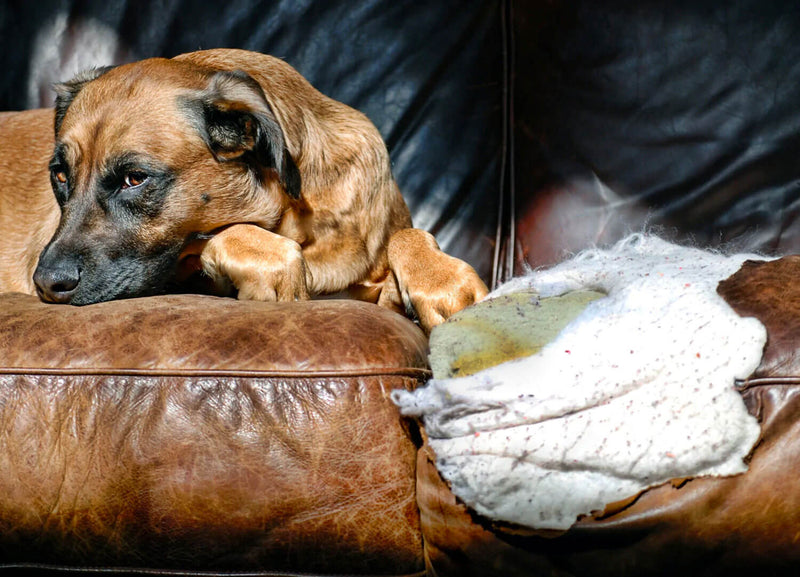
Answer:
[
  {"left": 717, "top": 256, "right": 800, "bottom": 379},
  {"left": 418, "top": 257, "right": 800, "bottom": 576},
  {"left": 0, "top": 293, "right": 428, "bottom": 373},
  {"left": 0, "top": 294, "right": 428, "bottom": 574}
]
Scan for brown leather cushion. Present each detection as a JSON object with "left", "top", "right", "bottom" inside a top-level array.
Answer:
[
  {"left": 418, "top": 256, "right": 800, "bottom": 576},
  {"left": 0, "top": 293, "right": 428, "bottom": 575}
]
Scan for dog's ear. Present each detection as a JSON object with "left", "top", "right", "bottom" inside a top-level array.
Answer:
[
  {"left": 193, "top": 70, "right": 301, "bottom": 199},
  {"left": 53, "top": 66, "right": 114, "bottom": 135}
]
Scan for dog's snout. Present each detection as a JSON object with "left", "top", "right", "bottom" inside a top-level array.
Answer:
[{"left": 33, "top": 260, "right": 81, "bottom": 304}]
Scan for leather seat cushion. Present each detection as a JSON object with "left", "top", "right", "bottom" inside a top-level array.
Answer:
[{"left": 0, "top": 293, "right": 428, "bottom": 575}]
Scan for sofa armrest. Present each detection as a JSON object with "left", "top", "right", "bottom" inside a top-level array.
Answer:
[{"left": 0, "top": 294, "right": 428, "bottom": 575}]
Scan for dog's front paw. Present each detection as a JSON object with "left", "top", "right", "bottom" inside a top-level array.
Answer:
[
  {"left": 199, "top": 224, "right": 310, "bottom": 302},
  {"left": 387, "top": 228, "right": 488, "bottom": 334}
]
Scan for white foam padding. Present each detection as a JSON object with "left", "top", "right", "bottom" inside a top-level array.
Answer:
[{"left": 392, "top": 234, "right": 767, "bottom": 531}]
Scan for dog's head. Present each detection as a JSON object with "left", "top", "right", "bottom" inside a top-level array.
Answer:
[{"left": 33, "top": 58, "right": 301, "bottom": 305}]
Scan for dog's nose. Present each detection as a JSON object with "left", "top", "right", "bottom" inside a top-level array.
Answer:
[{"left": 33, "top": 263, "right": 81, "bottom": 304}]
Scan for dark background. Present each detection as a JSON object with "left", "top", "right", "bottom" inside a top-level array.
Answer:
[{"left": 514, "top": 0, "right": 800, "bottom": 268}]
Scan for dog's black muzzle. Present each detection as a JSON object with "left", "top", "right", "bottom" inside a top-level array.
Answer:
[{"left": 33, "top": 246, "right": 82, "bottom": 304}]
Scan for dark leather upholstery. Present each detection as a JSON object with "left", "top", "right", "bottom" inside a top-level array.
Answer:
[{"left": 515, "top": 0, "right": 800, "bottom": 271}]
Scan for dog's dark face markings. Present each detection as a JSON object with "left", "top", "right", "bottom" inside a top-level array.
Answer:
[{"left": 34, "top": 58, "right": 300, "bottom": 305}]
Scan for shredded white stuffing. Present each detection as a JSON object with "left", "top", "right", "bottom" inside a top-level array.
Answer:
[{"left": 392, "top": 234, "right": 767, "bottom": 530}]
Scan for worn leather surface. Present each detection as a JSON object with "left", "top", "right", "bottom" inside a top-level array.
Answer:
[
  {"left": 718, "top": 256, "right": 800, "bottom": 380},
  {"left": 0, "top": 293, "right": 428, "bottom": 373},
  {"left": 419, "top": 257, "right": 800, "bottom": 576},
  {"left": 0, "top": 293, "right": 428, "bottom": 574}
]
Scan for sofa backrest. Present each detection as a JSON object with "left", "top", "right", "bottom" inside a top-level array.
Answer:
[{"left": 514, "top": 0, "right": 800, "bottom": 273}]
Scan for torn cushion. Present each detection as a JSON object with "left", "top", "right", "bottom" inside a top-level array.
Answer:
[{"left": 393, "top": 235, "right": 768, "bottom": 531}]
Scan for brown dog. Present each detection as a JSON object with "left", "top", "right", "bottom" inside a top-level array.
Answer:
[{"left": 1, "top": 49, "right": 487, "bottom": 332}]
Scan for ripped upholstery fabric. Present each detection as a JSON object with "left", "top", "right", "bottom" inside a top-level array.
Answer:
[{"left": 393, "top": 235, "right": 768, "bottom": 531}]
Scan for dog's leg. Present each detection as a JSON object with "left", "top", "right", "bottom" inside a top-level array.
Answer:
[
  {"left": 386, "top": 228, "right": 489, "bottom": 334},
  {"left": 199, "top": 224, "right": 310, "bottom": 301}
]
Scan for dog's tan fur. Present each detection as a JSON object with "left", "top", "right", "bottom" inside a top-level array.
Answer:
[
  {"left": 0, "top": 49, "right": 487, "bottom": 332},
  {"left": 0, "top": 109, "right": 60, "bottom": 294}
]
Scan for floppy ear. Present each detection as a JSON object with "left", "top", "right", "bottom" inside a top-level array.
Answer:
[
  {"left": 194, "top": 70, "right": 301, "bottom": 199},
  {"left": 53, "top": 66, "right": 114, "bottom": 135}
]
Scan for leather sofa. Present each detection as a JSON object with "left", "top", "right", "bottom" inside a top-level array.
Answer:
[{"left": 4, "top": 1, "right": 800, "bottom": 575}]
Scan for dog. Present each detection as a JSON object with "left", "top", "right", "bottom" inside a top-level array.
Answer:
[{"left": 1, "top": 49, "right": 487, "bottom": 333}]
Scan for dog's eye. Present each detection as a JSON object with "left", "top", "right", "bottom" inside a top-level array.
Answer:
[
  {"left": 50, "top": 167, "right": 68, "bottom": 185},
  {"left": 122, "top": 172, "right": 148, "bottom": 189}
]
